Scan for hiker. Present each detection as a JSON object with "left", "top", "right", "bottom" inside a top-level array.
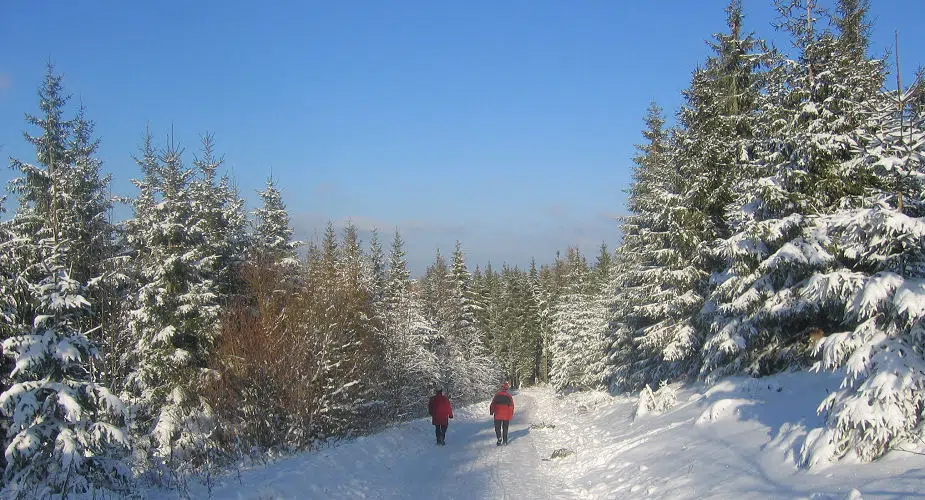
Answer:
[
  {"left": 428, "top": 387, "right": 453, "bottom": 445},
  {"left": 489, "top": 382, "right": 515, "bottom": 446}
]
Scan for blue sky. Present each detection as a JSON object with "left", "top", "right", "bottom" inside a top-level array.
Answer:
[{"left": 1, "top": 1, "right": 922, "bottom": 274}]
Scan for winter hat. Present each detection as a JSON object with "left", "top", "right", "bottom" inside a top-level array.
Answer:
[{"left": 501, "top": 382, "right": 509, "bottom": 390}]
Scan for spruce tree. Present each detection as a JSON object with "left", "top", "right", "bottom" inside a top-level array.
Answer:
[
  {"left": 252, "top": 175, "right": 299, "bottom": 261},
  {"left": 122, "top": 132, "right": 223, "bottom": 475},
  {"left": 449, "top": 242, "right": 496, "bottom": 401},
  {"left": 550, "top": 248, "right": 608, "bottom": 391},
  {"left": 1, "top": 66, "right": 130, "bottom": 494},
  {"left": 606, "top": 102, "right": 697, "bottom": 390},
  {"left": 379, "top": 230, "right": 437, "bottom": 420},
  {"left": 700, "top": 0, "right": 885, "bottom": 381},
  {"left": 7, "top": 66, "right": 116, "bottom": 349},
  {"left": 192, "top": 134, "right": 248, "bottom": 304},
  {"left": 801, "top": 72, "right": 925, "bottom": 465},
  {"left": 0, "top": 251, "right": 131, "bottom": 497}
]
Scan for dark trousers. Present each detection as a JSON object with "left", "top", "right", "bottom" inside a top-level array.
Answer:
[
  {"left": 434, "top": 424, "right": 448, "bottom": 443},
  {"left": 494, "top": 419, "right": 509, "bottom": 442}
]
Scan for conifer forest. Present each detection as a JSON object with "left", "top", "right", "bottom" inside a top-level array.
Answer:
[{"left": 1, "top": 0, "right": 924, "bottom": 497}]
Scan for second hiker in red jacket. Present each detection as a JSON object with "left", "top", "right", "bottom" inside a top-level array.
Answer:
[
  {"left": 428, "top": 388, "right": 454, "bottom": 445},
  {"left": 489, "top": 382, "right": 515, "bottom": 446}
]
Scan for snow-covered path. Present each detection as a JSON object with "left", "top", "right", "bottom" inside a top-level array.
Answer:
[
  {"left": 184, "top": 391, "right": 571, "bottom": 499},
  {"left": 158, "top": 376, "right": 925, "bottom": 499}
]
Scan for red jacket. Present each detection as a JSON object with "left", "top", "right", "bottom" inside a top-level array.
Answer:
[
  {"left": 428, "top": 393, "right": 453, "bottom": 426},
  {"left": 489, "top": 390, "right": 514, "bottom": 421}
]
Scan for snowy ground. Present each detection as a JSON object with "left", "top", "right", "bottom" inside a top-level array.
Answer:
[{"left": 153, "top": 371, "right": 925, "bottom": 499}]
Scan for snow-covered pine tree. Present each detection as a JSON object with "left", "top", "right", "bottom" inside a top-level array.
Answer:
[
  {"left": 293, "top": 222, "right": 380, "bottom": 439},
  {"left": 550, "top": 248, "right": 608, "bottom": 391},
  {"left": 379, "top": 230, "right": 437, "bottom": 420},
  {"left": 605, "top": 101, "right": 697, "bottom": 391},
  {"left": 8, "top": 64, "right": 70, "bottom": 229},
  {"left": 800, "top": 74, "right": 925, "bottom": 465},
  {"left": 477, "top": 264, "right": 502, "bottom": 367},
  {"left": 64, "top": 106, "right": 127, "bottom": 393},
  {"left": 0, "top": 239, "right": 131, "bottom": 498},
  {"left": 191, "top": 134, "right": 249, "bottom": 304},
  {"left": 419, "top": 245, "right": 498, "bottom": 403},
  {"left": 7, "top": 65, "right": 117, "bottom": 350},
  {"left": 443, "top": 243, "right": 493, "bottom": 401},
  {"left": 699, "top": 0, "right": 885, "bottom": 381},
  {"left": 490, "top": 265, "right": 546, "bottom": 388},
  {"left": 336, "top": 222, "right": 385, "bottom": 428},
  {"left": 653, "top": 0, "right": 769, "bottom": 383},
  {"left": 420, "top": 250, "right": 450, "bottom": 329},
  {"left": 486, "top": 264, "right": 522, "bottom": 387},
  {"left": 252, "top": 175, "right": 299, "bottom": 260},
  {"left": 367, "top": 229, "right": 387, "bottom": 311},
  {"left": 206, "top": 171, "right": 304, "bottom": 457},
  {"left": 61, "top": 106, "right": 115, "bottom": 287},
  {"left": 1, "top": 66, "right": 131, "bottom": 494},
  {"left": 590, "top": 243, "right": 612, "bottom": 293},
  {"left": 537, "top": 258, "right": 563, "bottom": 383},
  {"left": 534, "top": 260, "right": 556, "bottom": 384},
  {"left": 494, "top": 266, "right": 523, "bottom": 386},
  {"left": 122, "top": 132, "right": 223, "bottom": 478},
  {"left": 3, "top": 66, "right": 76, "bottom": 402},
  {"left": 420, "top": 249, "right": 453, "bottom": 385},
  {"left": 520, "top": 262, "right": 545, "bottom": 385},
  {"left": 250, "top": 174, "right": 302, "bottom": 297}
]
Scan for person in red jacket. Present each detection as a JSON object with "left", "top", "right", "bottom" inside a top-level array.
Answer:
[
  {"left": 489, "top": 382, "right": 515, "bottom": 446},
  {"left": 428, "top": 388, "right": 453, "bottom": 445}
]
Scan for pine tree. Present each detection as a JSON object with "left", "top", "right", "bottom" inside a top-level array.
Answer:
[
  {"left": 476, "top": 263, "right": 501, "bottom": 360},
  {"left": 8, "top": 64, "right": 71, "bottom": 228},
  {"left": 192, "top": 134, "right": 249, "bottom": 304},
  {"left": 523, "top": 261, "right": 545, "bottom": 385},
  {"left": 420, "top": 245, "right": 498, "bottom": 403},
  {"left": 122, "top": 132, "right": 223, "bottom": 475},
  {"left": 379, "top": 230, "right": 437, "bottom": 420},
  {"left": 1, "top": 66, "right": 131, "bottom": 494},
  {"left": 669, "top": 2, "right": 769, "bottom": 382},
  {"left": 385, "top": 230, "right": 412, "bottom": 316},
  {"left": 0, "top": 243, "right": 131, "bottom": 497},
  {"left": 336, "top": 222, "right": 384, "bottom": 427},
  {"left": 61, "top": 106, "right": 115, "bottom": 287},
  {"left": 590, "top": 243, "right": 612, "bottom": 293},
  {"left": 7, "top": 65, "right": 116, "bottom": 348},
  {"left": 801, "top": 72, "right": 925, "bottom": 466},
  {"left": 449, "top": 242, "right": 496, "bottom": 401},
  {"left": 493, "top": 266, "right": 522, "bottom": 386},
  {"left": 699, "top": 0, "right": 886, "bottom": 381},
  {"left": 367, "top": 229, "right": 387, "bottom": 310},
  {"left": 252, "top": 175, "right": 299, "bottom": 261},
  {"left": 550, "top": 248, "right": 608, "bottom": 391},
  {"left": 606, "top": 102, "right": 699, "bottom": 390}
]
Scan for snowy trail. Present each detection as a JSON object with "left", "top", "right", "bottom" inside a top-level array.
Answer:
[
  {"left": 185, "top": 390, "right": 571, "bottom": 499},
  {"left": 157, "top": 378, "right": 925, "bottom": 499}
]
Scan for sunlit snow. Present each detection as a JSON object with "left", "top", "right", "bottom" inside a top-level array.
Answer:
[{"left": 151, "top": 371, "right": 925, "bottom": 499}]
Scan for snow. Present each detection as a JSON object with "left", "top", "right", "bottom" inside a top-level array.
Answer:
[{"left": 148, "top": 371, "right": 925, "bottom": 500}]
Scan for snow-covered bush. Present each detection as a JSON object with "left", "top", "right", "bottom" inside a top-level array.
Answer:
[{"left": 635, "top": 381, "right": 678, "bottom": 420}]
